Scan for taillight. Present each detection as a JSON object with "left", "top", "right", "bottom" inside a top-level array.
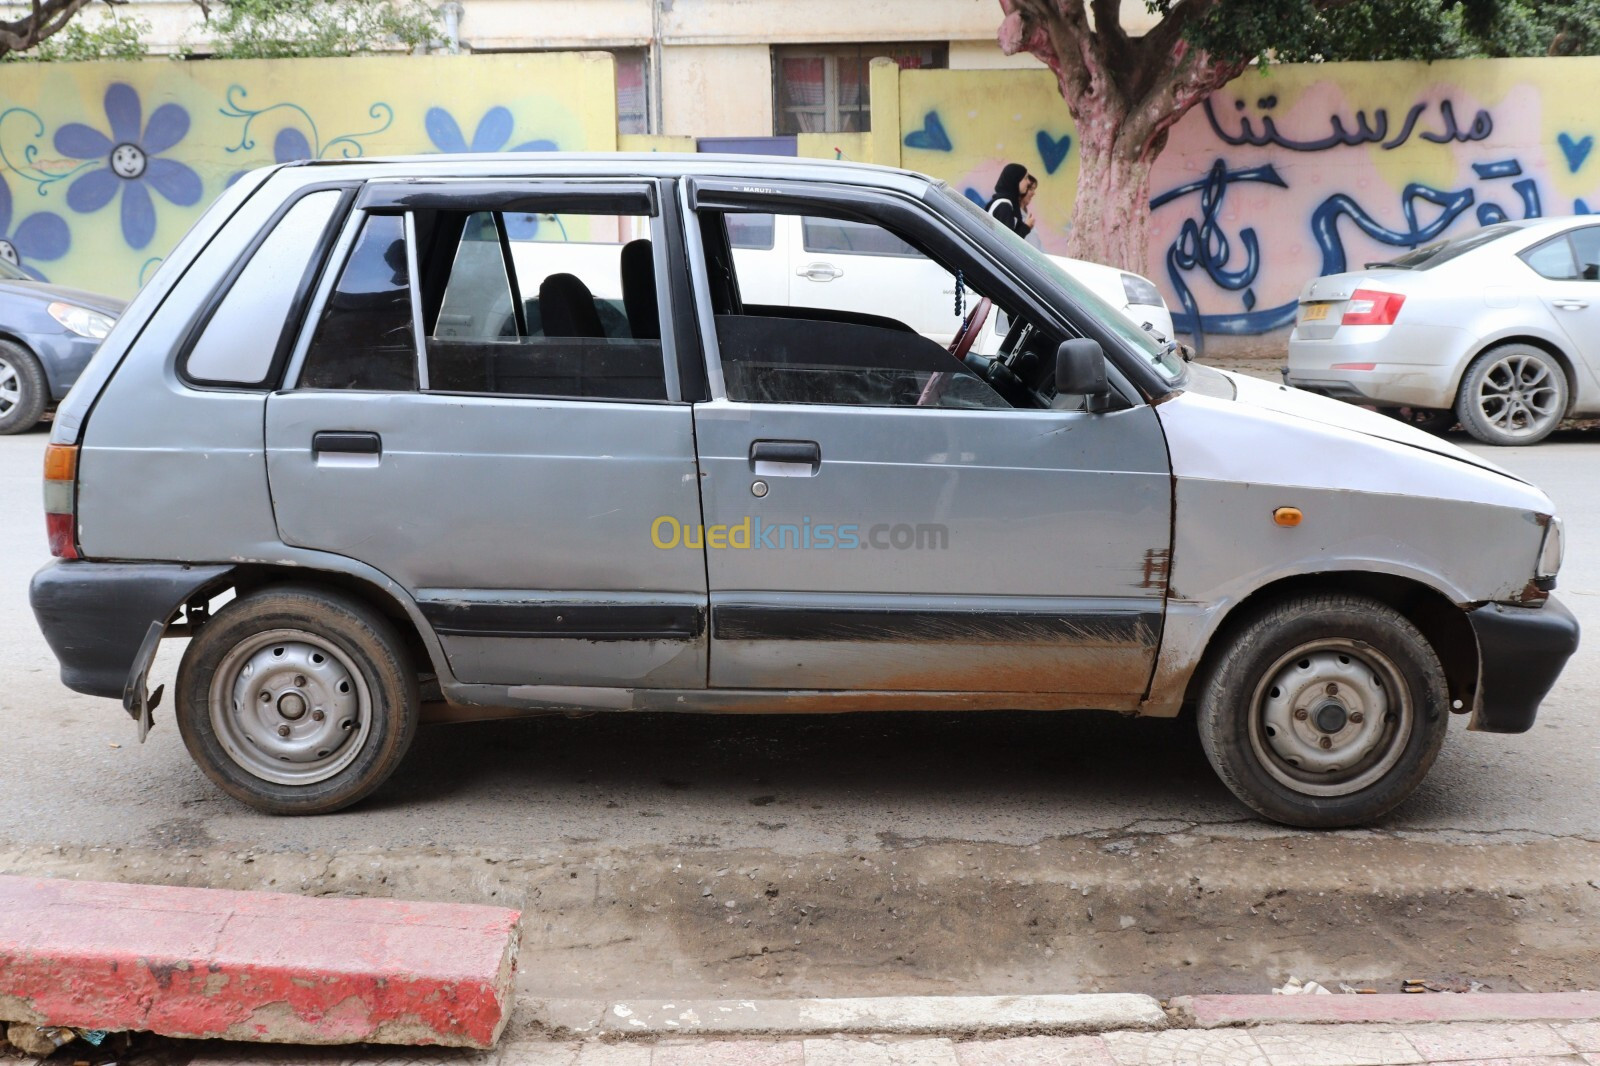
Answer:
[
  {"left": 43, "top": 443, "right": 79, "bottom": 559},
  {"left": 1341, "top": 289, "right": 1406, "bottom": 326}
]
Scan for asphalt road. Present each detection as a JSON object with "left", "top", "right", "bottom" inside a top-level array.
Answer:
[{"left": 4, "top": 416, "right": 1600, "bottom": 999}]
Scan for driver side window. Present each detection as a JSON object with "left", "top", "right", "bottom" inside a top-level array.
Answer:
[{"left": 710, "top": 208, "right": 1023, "bottom": 409}]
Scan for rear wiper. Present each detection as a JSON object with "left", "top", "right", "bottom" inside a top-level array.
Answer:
[{"left": 1365, "top": 261, "right": 1409, "bottom": 269}]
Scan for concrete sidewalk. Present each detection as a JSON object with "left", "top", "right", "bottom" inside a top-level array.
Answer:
[{"left": 182, "top": 1019, "right": 1600, "bottom": 1065}]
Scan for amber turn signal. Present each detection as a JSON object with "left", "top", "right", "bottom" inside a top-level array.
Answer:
[{"left": 1273, "top": 507, "right": 1303, "bottom": 528}]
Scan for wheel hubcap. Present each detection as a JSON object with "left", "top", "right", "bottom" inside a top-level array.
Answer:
[
  {"left": 209, "top": 630, "right": 370, "bottom": 786},
  {"left": 1250, "top": 639, "right": 1413, "bottom": 797},
  {"left": 0, "top": 355, "right": 18, "bottom": 415},
  {"left": 1477, "top": 353, "right": 1561, "bottom": 438}
]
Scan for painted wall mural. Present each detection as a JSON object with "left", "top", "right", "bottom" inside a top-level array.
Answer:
[
  {"left": 896, "top": 58, "right": 1600, "bottom": 347},
  {"left": 0, "top": 52, "right": 617, "bottom": 297}
]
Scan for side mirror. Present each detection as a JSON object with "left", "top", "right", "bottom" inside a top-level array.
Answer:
[{"left": 1055, "top": 339, "right": 1110, "bottom": 409}]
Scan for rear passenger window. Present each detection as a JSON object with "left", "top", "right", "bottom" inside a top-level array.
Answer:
[
  {"left": 185, "top": 190, "right": 341, "bottom": 386},
  {"left": 415, "top": 208, "right": 668, "bottom": 401},
  {"left": 299, "top": 214, "right": 417, "bottom": 391},
  {"left": 1572, "top": 227, "right": 1600, "bottom": 280}
]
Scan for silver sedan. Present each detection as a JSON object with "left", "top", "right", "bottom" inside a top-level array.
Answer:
[{"left": 1285, "top": 217, "right": 1600, "bottom": 445}]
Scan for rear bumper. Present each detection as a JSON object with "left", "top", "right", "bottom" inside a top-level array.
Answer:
[
  {"left": 30, "top": 560, "right": 232, "bottom": 701},
  {"left": 1286, "top": 324, "right": 1470, "bottom": 410},
  {"left": 1467, "top": 596, "right": 1580, "bottom": 734}
]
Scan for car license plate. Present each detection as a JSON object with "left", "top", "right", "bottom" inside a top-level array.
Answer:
[{"left": 1301, "top": 303, "right": 1331, "bottom": 322}]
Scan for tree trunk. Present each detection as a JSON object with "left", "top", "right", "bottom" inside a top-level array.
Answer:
[{"left": 1066, "top": 123, "right": 1155, "bottom": 275}]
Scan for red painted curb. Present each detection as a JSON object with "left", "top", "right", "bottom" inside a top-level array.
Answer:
[
  {"left": 1172, "top": 992, "right": 1600, "bottom": 1028},
  {"left": 0, "top": 876, "right": 520, "bottom": 1048}
]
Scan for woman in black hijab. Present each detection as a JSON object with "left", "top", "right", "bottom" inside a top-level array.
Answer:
[{"left": 986, "top": 162, "right": 1034, "bottom": 238}]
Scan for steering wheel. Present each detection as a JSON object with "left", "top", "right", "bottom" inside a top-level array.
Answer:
[{"left": 947, "top": 297, "right": 994, "bottom": 362}]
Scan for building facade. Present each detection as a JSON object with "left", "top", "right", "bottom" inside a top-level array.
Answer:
[{"left": 93, "top": 0, "right": 1159, "bottom": 142}]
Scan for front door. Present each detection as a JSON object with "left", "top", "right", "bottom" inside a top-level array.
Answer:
[
  {"left": 684, "top": 185, "right": 1172, "bottom": 700},
  {"left": 265, "top": 180, "right": 708, "bottom": 691}
]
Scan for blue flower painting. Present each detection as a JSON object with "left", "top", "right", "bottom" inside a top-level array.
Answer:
[
  {"left": 55, "top": 84, "right": 204, "bottom": 250},
  {"left": 0, "top": 178, "right": 69, "bottom": 281},
  {"left": 425, "top": 106, "right": 556, "bottom": 154},
  {"left": 426, "top": 106, "right": 558, "bottom": 238}
]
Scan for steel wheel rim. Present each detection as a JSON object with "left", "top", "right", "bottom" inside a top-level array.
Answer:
[
  {"left": 1475, "top": 352, "right": 1562, "bottom": 438},
  {"left": 208, "top": 629, "right": 372, "bottom": 786},
  {"left": 0, "top": 355, "right": 18, "bottom": 415},
  {"left": 1247, "top": 638, "right": 1414, "bottom": 797}
]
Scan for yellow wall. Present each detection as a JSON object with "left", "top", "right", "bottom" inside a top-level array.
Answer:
[
  {"left": 881, "top": 57, "right": 1600, "bottom": 341},
  {"left": 0, "top": 52, "right": 617, "bottom": 297}
]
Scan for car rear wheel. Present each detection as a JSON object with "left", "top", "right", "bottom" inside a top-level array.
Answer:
[
  {"left": 0, "top": 342, "right": 48, "bottom": 435},
  {"left": 175, "top": 585, "right": 420, "bottom": 815},
  {"left": 1197, "top": 593, "right": 1450, "bottom": 828},
  {"left": 1455, "top": 344, "right": 1567, "bottom": 445}
]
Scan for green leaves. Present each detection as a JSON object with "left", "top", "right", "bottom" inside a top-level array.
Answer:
[
  {"left": 1175, "top": 0, "right": 1600, "bottom": 65},
  {"left": 203, "top": 0, "right": 439, "bottom": 59},
  {"left": 4, "top": 5, "right": 149, "bottom": 61}
]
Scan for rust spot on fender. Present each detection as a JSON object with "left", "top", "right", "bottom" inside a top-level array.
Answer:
[{"left": 1140, "top": 549, "right": 1171, "bottom": 590}]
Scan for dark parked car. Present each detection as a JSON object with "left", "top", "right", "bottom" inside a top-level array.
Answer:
[{"left": 0, "top": 258, "right": 124, "bottom": 434}]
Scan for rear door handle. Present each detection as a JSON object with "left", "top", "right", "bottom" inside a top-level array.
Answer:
[
  {"left": 312, "top": 431, "right": 382, "bottom": 467},
  {"left": 1554, "top": 299, "right": 1589, "bottom": 310},
  {"left": 312, "top": 431, "right": 382, "bottom": 455},
  {"left": 750, "top": 439, "right": 820, "bottom": 477}
]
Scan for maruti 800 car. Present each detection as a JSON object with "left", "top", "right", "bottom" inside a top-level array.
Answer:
[{"left": 29, "top": 155, "right": 1579, "bottom": 827}]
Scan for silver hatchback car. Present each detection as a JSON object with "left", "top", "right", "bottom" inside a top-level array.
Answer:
[{"left": 29, "top": 155, "right": 1579, "bottom": 827}]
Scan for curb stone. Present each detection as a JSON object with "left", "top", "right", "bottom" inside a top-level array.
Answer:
[
  {"left": 1171, "top": 991, "right": 1600, "bottom": 1028},
  {"left": 532, "top": 995, "right": 1167, "bottom": 1037}
]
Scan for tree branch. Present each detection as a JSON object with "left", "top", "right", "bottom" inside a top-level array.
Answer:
[{"left": 0, "top": 0, "right": 110, "bottom": 56}]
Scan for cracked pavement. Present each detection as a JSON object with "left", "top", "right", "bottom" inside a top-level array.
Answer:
[{"left": 4, "top": 425, "right": 1600, "bottom": 1000}]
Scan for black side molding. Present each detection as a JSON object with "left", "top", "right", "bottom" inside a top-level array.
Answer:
[
  {"left": 1467, "top": 596, "right": 1580, "bottom": 733},
  {"left": 713, "top": 604, "right": 1157, "bottom": 646},
  {"left": 420, "top": 600, "right": 704, "bottom": 641},
  {"left": 30, "top": 561, "right": 234, "bottom": 702}
]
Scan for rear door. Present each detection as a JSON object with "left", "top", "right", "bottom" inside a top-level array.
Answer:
[
  {"left": 265, "top": 179, "right": 708, "bottom": 692},
  {"left": 1524, "top": 225, "right": 1600, "bottom": 386}
]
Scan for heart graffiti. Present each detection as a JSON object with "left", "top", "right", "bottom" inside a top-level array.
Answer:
[
  {"left": 903, "top": 112, "right": 952, "bottom": 152},
  {"left": 1559, "top": 131, "right": 1594, "bottom": 173},
  {"left": 1036, "top": 130, "right": 1072, "bottom": 174}
]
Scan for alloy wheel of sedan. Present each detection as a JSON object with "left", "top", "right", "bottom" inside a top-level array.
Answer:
[
  {"left": 0, "top": 341, "right": 48, "bottom": 434},
  {"left": 1456, "top": 344, "right": 1568, "bottom": 446}
]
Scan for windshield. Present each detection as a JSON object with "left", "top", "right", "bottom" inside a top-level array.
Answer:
[
  {"left": 0, "top": 258, "right": 30, "bottom": 281},
  {"left": 1373, "top": 223, "right": 1521, "bottom": 270},
  {"left": 931, "top": 182, "right": 1185, "bottom": 386}
]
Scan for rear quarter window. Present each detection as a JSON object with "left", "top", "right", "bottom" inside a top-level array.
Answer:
[{"left": 183, "top": 189, "right": 343, "bottom": 386}]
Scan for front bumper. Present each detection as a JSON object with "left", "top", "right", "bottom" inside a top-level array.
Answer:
[
  {"left": 28, "top": 330, "right": 104, "bottom": 401},
  {"left": 1467, "top": 596, "right": 1580, "bottom": 733},
  {"left": 30, "top": 560, "right": 232, "bottom": 701}
]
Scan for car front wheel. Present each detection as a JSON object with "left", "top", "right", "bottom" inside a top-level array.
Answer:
[
  {"left": 175, "top": 585, "right": 420, "bottom": 815},
  {"left": 1455, "top": 344, "right": 1567, "bottom": 445},
  {"left": 1197, "top": 593, "right": 1449, "bottom": 828},
  {"left": 0, "top": 342, "right": 48, "bottom": 435}
]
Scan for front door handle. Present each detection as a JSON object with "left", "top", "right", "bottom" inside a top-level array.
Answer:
[
  {"left": 1554, "top": 299, "right": 1589, "bottom": 310},
  {"left": 796, "top": 262, "right": 843, "bottom": 282},
  {"left": 750, "top": 439, "right": 821, "bottom": 477}
]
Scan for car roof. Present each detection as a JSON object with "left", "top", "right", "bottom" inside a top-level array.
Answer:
[{"left": 279, "top": 152, "right": 942, "bottom": 197}]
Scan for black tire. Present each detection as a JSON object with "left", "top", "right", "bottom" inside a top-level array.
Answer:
[
  {"left": 1455, "top": 343, "right": 1567, "bottom": 446},
  {"left": 0, "top": 342, "right": 48, "bottom": 435},
  {"left": 1197, "top": 593, "right": 1449, "bottom": 828},
  {"left": 175, "top": 585, "right": 420, "bottom": 815},
  {"left": 1386, "top": 406, "right": 1455, "bottom": 435}
]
